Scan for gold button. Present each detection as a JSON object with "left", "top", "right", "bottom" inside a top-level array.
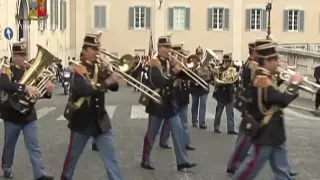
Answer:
[
  {"left": 95, "top": 98, "right": 99, "bottom": 101},
  {"left": 96, "top": 105, "right": 99, "bottom": 108}
]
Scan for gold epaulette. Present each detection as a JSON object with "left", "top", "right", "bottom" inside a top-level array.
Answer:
[
  {"left": 253, "top": 75, "right": 272, "bottom": 88},
  {"left": 248, "top": 61, "right": 258, "bottom": 71},
  {"left": 148, "top": 59, "right": 160, "bottom": 67},
  {"left": 1, "top": 66, "right": 10, "bottom": 74},
  {"left": 73, "top": 64, "right": 87, "bottom": 75}
]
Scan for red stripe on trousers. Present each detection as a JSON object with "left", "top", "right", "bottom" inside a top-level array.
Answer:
[
  {"left": 238, "top": 145, "right": 261, "bottom": 180},
  {"left": 1, "top": 123, "right": 7, "bottom": 169},
  {"left": 60, "top": 131, "right": 74, "bottom": 180},
  {"left": 159, "top": 121, "right": 168, "bottom": 142},
  {"left": 231, "top": 135, "right": 250, "bottom": 171},
  {"left": 142, "top": 115, "right": 151, "bottom": 163}
]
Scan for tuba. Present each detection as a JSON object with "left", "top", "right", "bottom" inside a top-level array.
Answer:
[{"left": 8, "top": 45, "right": 58, "bottom": 114}]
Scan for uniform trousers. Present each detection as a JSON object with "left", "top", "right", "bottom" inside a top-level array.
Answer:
[
  {"left": 227, "top": 132, "right": 251, "bottom": 172},
  {"left": 213, "top": 101, "right": 235, "bottom": 132},
  {"left": 232, "top": 143, "right": 292, "bottom": 180},
  {"left": 159, "top": 120, "right": 170, "bottom": 146},
  {"left": 159, "top": 105, "right": 191, "bottom": 147},
  {"left": 1, "top": 121, "right": 46, "bottom": 179},
  {"left": 141, "top": 114, "right": 188, "bottom": 165},
  {"left": 191, "top": 93, "right": 208, "bottom": 125},
  {"left": 60, "top": 130, "right": 122, "bottom": 180}
]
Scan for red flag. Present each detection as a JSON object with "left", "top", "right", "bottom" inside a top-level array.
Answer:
[{"left": 37, "top": 0, "right": 47, "bottom": 17}]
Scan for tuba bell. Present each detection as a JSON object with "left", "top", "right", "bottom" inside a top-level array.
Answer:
[{"left": 8, "top": 45, "right": 58, "bottom": 114}]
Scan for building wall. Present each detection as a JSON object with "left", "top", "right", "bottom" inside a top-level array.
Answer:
[{"left": 0, "top": 0, "right": 72, "bottom": 66}]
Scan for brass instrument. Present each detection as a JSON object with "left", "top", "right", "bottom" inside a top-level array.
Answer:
[
  {"left": 215, "top": 66, "right": 239, "bottom": 85},
  {"left": 98, "top": 50, "right": 162, "bottom": 104},
  {"left": 277, "top": 66, "right": 320, "bottom": 94},
  {"left": 169, "top": 49, "right": 209, "bottom": 90},
  {"left": 0, "top": 57, "right": 10, "bottom": 68},
  {"left": 8, "top": 45, "right": 58, "bottom": 114}
]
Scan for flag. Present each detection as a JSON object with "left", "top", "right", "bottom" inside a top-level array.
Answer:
[
  {"left": 37, "top": 0, "right": 48, "bottom": 18},
  {"left": 148, "top": 30, "right": 153, "bottom": 57}
]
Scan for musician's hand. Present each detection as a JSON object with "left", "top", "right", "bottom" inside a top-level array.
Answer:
[
  {"left": 25, "top": 86, "right": 39, "bottom": 98},
  {"left": 105, "top": 73, "right": 121, "bottom": 85},
  {"left": 45, "top": 81, "right": 55, "bottom": 94},
  {"left": 172, "top": 63, "right": 182, "bottom": 74},
  {"left": 291, "top": 74, "right": 303, "bottom": 84}
]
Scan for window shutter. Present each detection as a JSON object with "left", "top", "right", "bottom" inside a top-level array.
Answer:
[
  {"left": 261, "top": 9, "right": 267, "bottom": 31},
  {"left": 50, "top": 0, "right": 53, "bottom": 28},
  {"left": 60, "top": 0, "right": 63, "bottom": 30},
  {"left": 185, "top": 7, "right": 190, "bottom": 30},
  {"left": 146, "top": 7, "right": 151, "bottom": 29},
  {"left": 207, "top": 8, "right": 213, "bottom": 30},
  {"left": 245, "top": 9, "right": 250, "bottom": 31},
  {"left": 55, "top": 0, "right": 58, "bottom": 28},
  {"left": 283, "top": 10, "right": 288, "bottom": 31},
  {"left": 94, "top": 6, "right": 99, "bottom": 28},
  {"left": 223, "top": 8, "right": 229, "bottom": 30},
  {"left": 298, "top": 10, "right": 305, "bottom": 32},
  {"left": 63, "top": 1, "right": 67, "bottom": 29},
  {"left": 168, "top": 7, "right": 174, "bottom": 30},
  {"left": 129, "top": 7, "right": 134, "bottom": 29},
  {"left": 101, "top": 6, "right": 106, "bottom": 29}
]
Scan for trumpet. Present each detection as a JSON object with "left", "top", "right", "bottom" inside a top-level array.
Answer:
[
  {"left": 277, "top": 66, "right": 320, "bottom": 94},
  {"left": 169, "top": 49, "right": 209, "bottom": 91},
  {"left": 98, "top": 50, "right": 162, "bottom": 104}
]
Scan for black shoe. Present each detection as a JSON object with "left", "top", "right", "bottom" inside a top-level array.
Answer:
[
  {"left": 186, "top": 145, "right": 195, "bottom": 151},
  {"left": 199, "top": 124, "right": 207, "bottom": 129},
  {"left": 92, "top": 143, "right": 99, "bottom": 151},
  {"left": 214, "top": 129, "right": 221, "bottom": 133},
  {"left": 228, "top": 131, "right": 238, "bottom": 135},
  {"left": 140, "top": 163, "right": 155, "bottom": 170},
  {"left": 192, "top": 122, "right": 198, "bottom": 127},
  {"left": 290, "top": 171, "right": 298, "bottom": 176},
  {"left": 177, "top": 163, "right": 197, "bottom": 171},
  {"left": 35, "top": 175, "right": 54, "bottom": 180},
  {"left": 3, "top": 172, "right": 13, "bottom": 179},
  {"left": 226, "top": 168, "right": 235, "bottom": 175},
  {"left": 159, "top": 144, "right": 172, "bottom": 149}
]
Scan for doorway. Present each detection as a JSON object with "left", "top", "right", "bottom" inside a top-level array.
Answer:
[{"left": 17, "top": 0, "right": 29, "bottom": 41}]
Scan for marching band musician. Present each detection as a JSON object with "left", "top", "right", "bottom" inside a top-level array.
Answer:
[
  {"left": 232, "top": 41, "right": 302, "bottom": 180},
  {"left": 0, "top": 41, "right": 54, "bottom": 180},
  {"left": 190, "top": 46, "right": 210, "bottom": 129},
  {"left": 212, "top": 54, "right": 237, "bottom": 134},
  {"left": 140, "top": 35, "right": 196, "bottom": 171},
  {"left": 159, "top": 44, "right": 196, "bottom": 151},
  {"left": 60, "top": 32, "right": 123, "bottom": 180},
  {"left": 226, "top": 40, "right": 260, "bottom": 174}
]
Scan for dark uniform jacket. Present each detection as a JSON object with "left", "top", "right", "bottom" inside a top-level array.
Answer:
[
  {"left": 145, "top": 57, "right": 179, "bottom": 119},
  {"left": 213, "top": 65, "right": 235, "bottom": 104},
  {"left": 314, "top": 66, "right": 320, "bottom": 84},
  {"left": 0, "top": 65, "right": 51, "bottom": 124},
  {"left": 248, "top": 68, "right": 299, "bottom": 145},
  {"left": 67, "top": 61, "right": 118, "bottom": 137},
  {"left": 174, "top": 71, "right": 190, "bottom": 107}
]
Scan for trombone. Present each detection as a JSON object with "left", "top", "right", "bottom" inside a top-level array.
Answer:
[
  {"left": 98, "top": 50, "right": 162, "bottom": 104},
  {"left": 277, "top": 66, "right": 320, "bottom": 94},
  {"left": 169, "top": 49, "right": 209, "bottom": 91}
]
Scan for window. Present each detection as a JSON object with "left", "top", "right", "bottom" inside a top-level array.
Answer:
[
  {"left": 134, "top": 7, "right": 146, "bottom": 28},
  {"left": 129, "top": 6, "right": 151, "bottom": 29},
  {"left": 245, "top": 8, "right": 267, "bottom": 31},
  {"left": 168, "top": 7, "right": 190, "bottom": 30},
  {"left": 284, "top": 10, "right": 304, "bottom": 32},
  {"left": 94, "top": 5, "right": 106, "bottom": 29},
  {"left": 60, "top": 0, "right": 67, "bottom": 31},
  {"left": 50, "top": 0, "right": 58, "bottom": 30},
  {"left": 250, "top": 9, "right": 261, "bottom": 30},
  {"left": 207, "top": 7, "right": 229, "bottom": 30}
]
